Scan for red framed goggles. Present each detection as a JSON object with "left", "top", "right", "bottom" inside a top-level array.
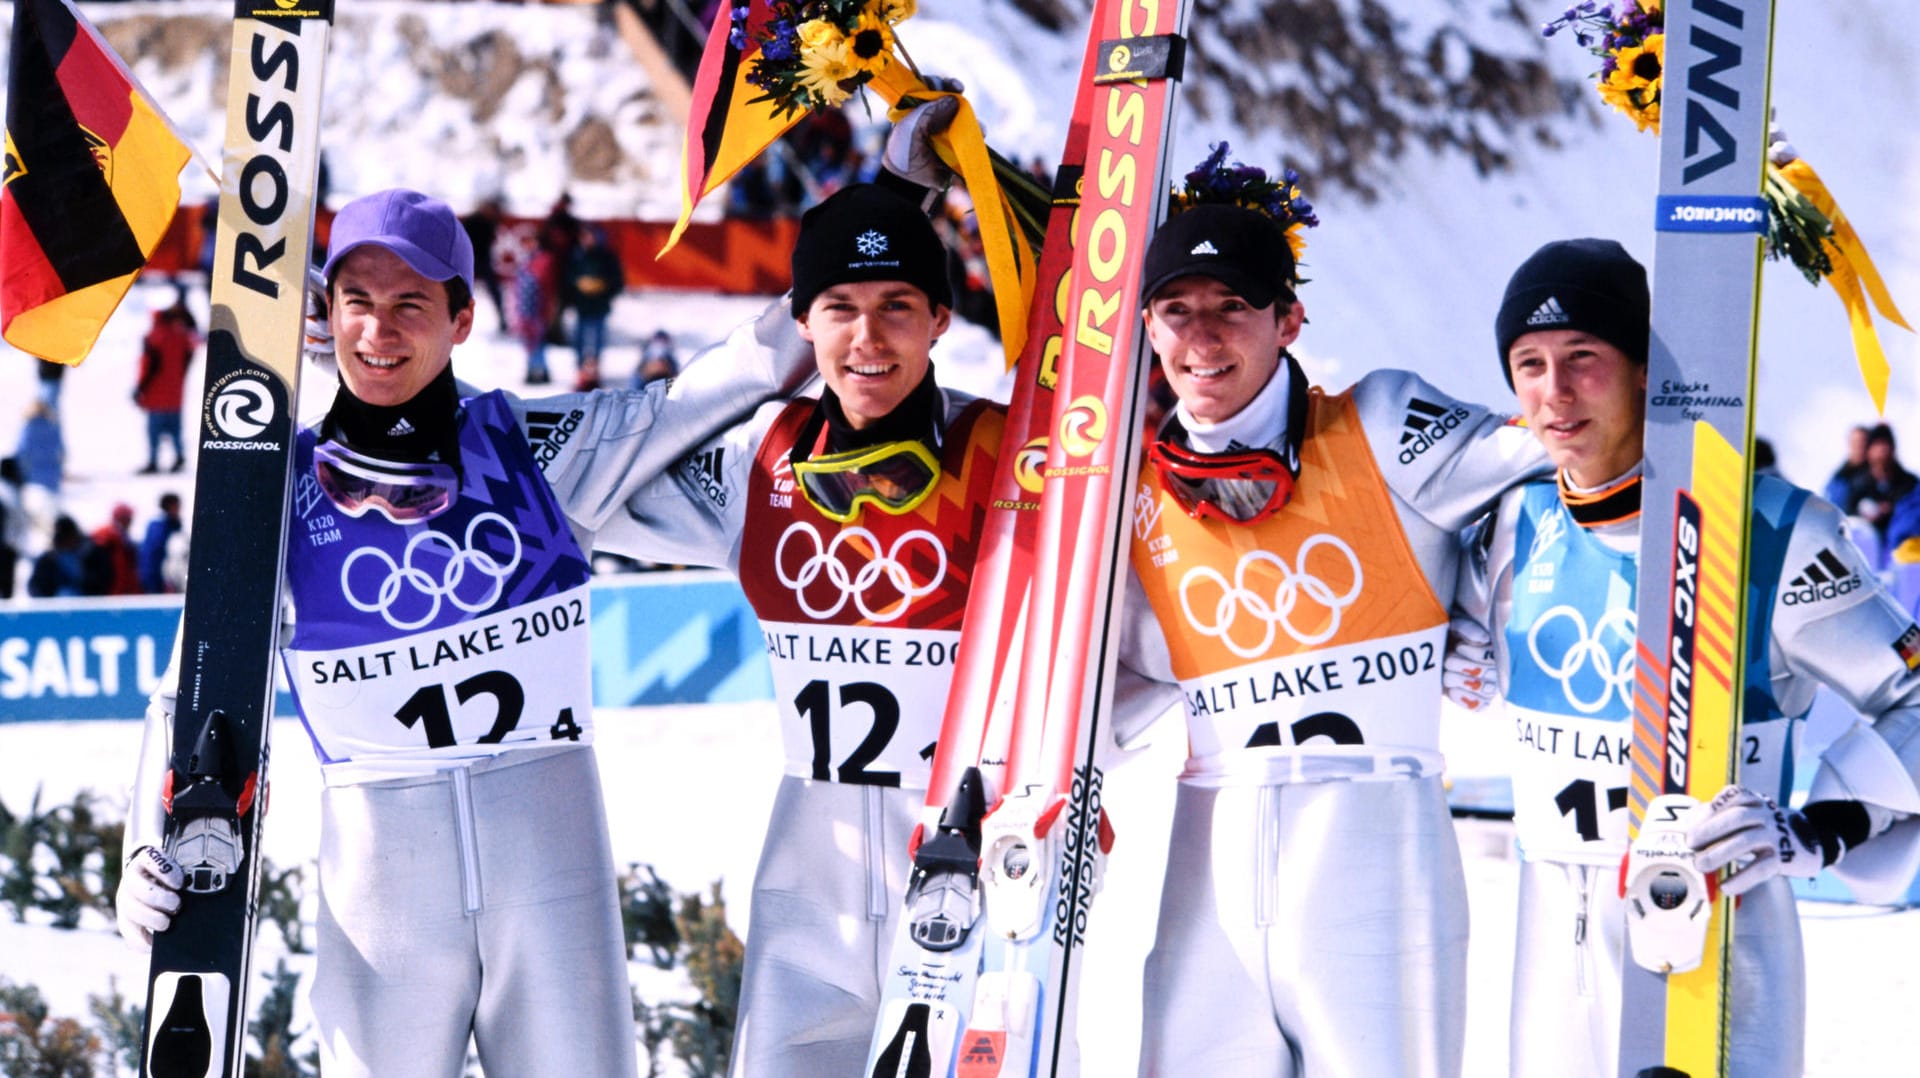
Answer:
[{"left": 1147, "top": 439, "right": 1296, "bottom": 524}]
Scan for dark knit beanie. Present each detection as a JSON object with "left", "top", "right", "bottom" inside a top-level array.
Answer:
[
  {"left": 1494, "top": 238, "right": 1649, "bottom": 386},
  {"left": 1139, "top": 204, "right": 1296, "bottom": 310},
  {"left": 790, "top": 184, "right": 951, "bottom": 317}
]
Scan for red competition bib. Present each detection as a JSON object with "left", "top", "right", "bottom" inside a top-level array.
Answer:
[{"left": 739, "top": 398, "right": 1004, "bottom": 788}]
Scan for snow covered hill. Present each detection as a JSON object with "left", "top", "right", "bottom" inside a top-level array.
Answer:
[{"left": 4, "top": 1, "right": 1913, "bottom": 475}]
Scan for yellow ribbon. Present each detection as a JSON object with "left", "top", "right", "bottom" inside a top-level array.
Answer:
[
  {"left": 1775, "top": 157, "right": 1913, "bottom": 413},
  {"left": 870, "top": 62, "right": 1037, "bottom": 369}
]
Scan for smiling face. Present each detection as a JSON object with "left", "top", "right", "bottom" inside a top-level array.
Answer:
[
  {"left": 1508, "top": 328, "right": 1647, "bottom": 487},
  {"left": 797, "top": 280, "right": 951, "bottom": 430},
  {"left": 329, "top": 245, "right": 474, "bottom": 408},
  {"left": 1142, "top": 276, "right": 1303, "bottom": 426}
]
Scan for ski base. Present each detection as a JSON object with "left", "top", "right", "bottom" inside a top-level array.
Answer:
[{"left": 146, "top": 972, "right": 231, "bottom": 1078}]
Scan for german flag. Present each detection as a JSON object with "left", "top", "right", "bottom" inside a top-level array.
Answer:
[
  {"left": 2, "top": 0, "right": 190, "bottom": 365},
  {"left": 659, "top": 0, "right": 802, "bottom": 257}
]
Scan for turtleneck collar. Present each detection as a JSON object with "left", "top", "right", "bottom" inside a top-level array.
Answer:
[
  {"left": 1158, "top": 351, "right": 1309, "bottom": 469},
  {"left": 1176, "top": 356, "right": 1291, "bottom": 457},
  {"left": 319, "top": 363, "right": 464, "bottom": 473},
  {"left": 1558, "top": 461, "right": 1643, "bottom": 527},
  {"left": 793, "top": 366, "right": 945, "bottom": 466}
]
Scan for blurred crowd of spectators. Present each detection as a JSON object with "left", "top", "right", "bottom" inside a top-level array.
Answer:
[
  {"left": 1, "top": 481, "right": 187, "bottom": 601},
  {"left": 1828, "top": 422, "right": 1920, "bottom": 570}
]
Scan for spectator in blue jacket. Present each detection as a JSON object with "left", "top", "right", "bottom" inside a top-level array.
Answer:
[
  {"left": 139, "top": 493, "right": 185, "bottom": 594},
  {"left": 27, "top": 516, "right": 90, "bottom": 598}
]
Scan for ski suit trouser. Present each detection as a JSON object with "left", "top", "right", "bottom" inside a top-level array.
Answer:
[
  {"left": 309, "top": 746, "right": 638, "bottom": 1077},
  {"left": 1139, "top": 770, "right": 1468, "bottom": 1078},
  {"left": 1509, "top": 859, "right": 1804, "bottom": 1078},
  {"left": 728, "top": 775, "right": 916, "bottom": 1078}
]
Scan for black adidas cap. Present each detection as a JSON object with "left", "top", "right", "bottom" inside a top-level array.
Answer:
[
  {"left": 1139, "top": 204, "right": 1296, "bottom": 311},
  {"left": 790, "top": 183, "right": 951, "bottom": 317},
  {"left": 1494, "top": 238, "right": 1649, "bottom": 387}
]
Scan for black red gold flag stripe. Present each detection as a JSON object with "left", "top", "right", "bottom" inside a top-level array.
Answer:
[
  {"left": 2, "top": 0, "right": 190, "bottom": 364},
  {"left": 660, "top": 0, "right": 802, "bottom": 257}
]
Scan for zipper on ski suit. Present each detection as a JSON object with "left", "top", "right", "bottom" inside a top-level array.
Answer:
[{"left": 452, "top": 766, "right": 484, "bottom": 915}]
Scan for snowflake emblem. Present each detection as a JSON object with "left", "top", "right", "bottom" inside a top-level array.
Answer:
[{"left": 855, "top": 229, "right": 889, "bottom": 258}]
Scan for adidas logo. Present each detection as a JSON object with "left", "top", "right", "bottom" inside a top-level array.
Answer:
[
  {"left": 1783, "top": 548, "right": 1861, "bottom": 605},
  {"left": 525, "top": 408, "right": 584, "bottom": 467},
  {"left": 1189, "top": 239, "right": 1220, "bottom": 256},
  {"left": 1396, "top": 396, "right": 1469, "bottom": 465},
  {"left": 385, "top": 417, "right": 417, "bottom": 437},
  {"left": 682, "top": 447, "right": 728, "bottom": 508},
  {"left": 1526, "top": 297, "right": 1570, "bottom": 326}
]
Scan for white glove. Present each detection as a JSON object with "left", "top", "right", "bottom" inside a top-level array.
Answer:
[
  {"left": 116, "top": 844, "right": 185, "bottom": 952},
  {"left": 1687, "top": 786, "right": 1825, "bottom": 897},
  {"left": 1441, "top": 619, "right": 1498, "bottom": 711},
  {"left": 303, "top": 265, "right": 337, "bottom": 370},
  {"left": 882, "top": 81, "right": 963, "bottom": 190}
]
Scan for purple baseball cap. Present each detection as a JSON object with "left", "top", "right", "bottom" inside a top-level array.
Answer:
[{"left": 322, "top": 189, "right": 474, "bottom": 288}]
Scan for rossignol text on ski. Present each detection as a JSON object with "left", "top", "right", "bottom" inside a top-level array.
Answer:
[
  {"left": 140, "top": 3, "right": 332, "bottom": 1074},
  {"left": 867, "top": 2, "right": 1191, "bottom": 1074}
]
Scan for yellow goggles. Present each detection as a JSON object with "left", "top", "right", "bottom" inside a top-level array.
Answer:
[{"left": 792, "top": 440, "right": 941, "bottom": 524}]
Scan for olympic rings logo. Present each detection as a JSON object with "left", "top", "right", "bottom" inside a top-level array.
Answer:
[
  {"left": 1526, "top": 605, "right": 1636, "bottom": 714},
  {"left": 1179, "top": 535, "right": 1363, "bottom": 658},
  {"left": 340, "top": 512, "right": 522, "bottom": 631},
  {"left": 775, "top": 522, "right": 946, "bottom": 623}
]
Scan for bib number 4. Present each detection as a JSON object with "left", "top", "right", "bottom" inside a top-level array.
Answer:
[{"left": 392, "top": 670, "right": 583, "bottom": 748}]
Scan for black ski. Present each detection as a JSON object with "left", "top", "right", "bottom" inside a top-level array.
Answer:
[{"left": 139, "top": 3, "right": 333, "bottom": 1075}]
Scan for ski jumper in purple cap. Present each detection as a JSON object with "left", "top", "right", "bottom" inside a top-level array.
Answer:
[{"left": 119, "top": 188, "right": 816, "bottom": 1076}]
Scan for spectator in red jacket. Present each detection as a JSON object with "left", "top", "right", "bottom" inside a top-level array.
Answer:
[
  {"left": 87, "top": 503, "right": 143, "bottom": 596},
  {"left": 135, "top": 295, "right": 199, "bottom": 474}
]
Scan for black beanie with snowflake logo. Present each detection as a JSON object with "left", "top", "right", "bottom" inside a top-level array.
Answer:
[{"left": 790, "top": 183, "right": 951, "bottom": 317}]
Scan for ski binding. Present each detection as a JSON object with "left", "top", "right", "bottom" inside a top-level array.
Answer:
[{"left": 1620, "top": 793, "right": 1715, "bottom": 974}]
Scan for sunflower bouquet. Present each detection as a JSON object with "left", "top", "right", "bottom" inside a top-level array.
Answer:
[
  {"left": 1543, "top": 1, "right": 1663, "bottom": 133},
  {"left": 1542, "top": 1, "right": 1834, "bottom": 284},
  {"left": 1543, "top": 2, "right": 1909, "bottom": 410},
  {"left": 731, "top": 0, "right": 1048, "bottom": 243},
  {"left": 733, "top": 0, "right": 917, "bottom": 116},
  {"left": 1172, "top": 143, "right": 1321, "bottom": 274}
]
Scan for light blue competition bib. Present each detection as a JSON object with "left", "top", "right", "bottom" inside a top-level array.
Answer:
[{"left": 1504, "top": 480, "right": 1799, "bottom": 861}]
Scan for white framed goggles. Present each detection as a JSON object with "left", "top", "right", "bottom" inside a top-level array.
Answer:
[
  {"left": 792, "top": 440, "right": 941, "bottom": 524},
  {"left": 313, "top": 440, "right": 460, "bottom": 524}
]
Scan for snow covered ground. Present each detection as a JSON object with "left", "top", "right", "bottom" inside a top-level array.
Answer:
[{"left": 2, "top": 708, "right": 1917, "bottom": 1075}]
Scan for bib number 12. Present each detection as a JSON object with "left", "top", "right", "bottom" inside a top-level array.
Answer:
[{"left": 393, "top": 670, "right": 583, "bottom": 747}]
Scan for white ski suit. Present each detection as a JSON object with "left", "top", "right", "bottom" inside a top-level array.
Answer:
[
  {"left": 128, "top": 304, "right": 812, "bottom": 1077},
  {"left": 604, "top": 375, "right": 1008, "bottom": 1077},
  {"left": 1118, "top": 357, "right": 1548, "bottom": 1078},
  {"left": 1458, "top": 472, "right": 1920, "bottom": 1078}
]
